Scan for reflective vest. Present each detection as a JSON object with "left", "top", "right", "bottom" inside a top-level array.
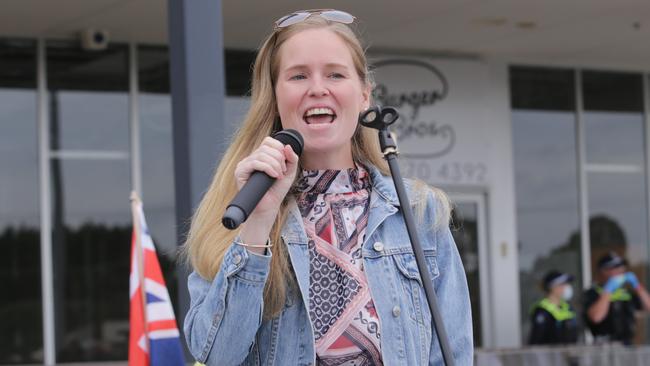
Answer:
[
  {"left": 534, "top": 298, "right": 576, "bottom": 322},
  {"left": 595, "top": 286, "right": 632, "bottom": 302}
]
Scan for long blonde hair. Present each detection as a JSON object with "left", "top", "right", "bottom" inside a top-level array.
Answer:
[{"left": 183, "top": 16, "right": 449, "bottom": 319}]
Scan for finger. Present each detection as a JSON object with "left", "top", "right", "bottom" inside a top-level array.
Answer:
[
  {"left": 248, "top": 153, "right": 285, "bottom": 178},
  {"left": 258, "top": 145, "right": 287, "bottom": 173},
  {"left": 236, "top": 151, "right": 283, "bottom": 176},
  {"left": 284, "top": 145, "right": 300, "bottom": 164},
  {"left": 261, "top": 136, "right": 286, "bottom": 151},
  {"left": 240, "top": 160, "right": 281, "bottom": 179},
  {"left": 253, "top": 149, "right": 285, "bottom": 175}
]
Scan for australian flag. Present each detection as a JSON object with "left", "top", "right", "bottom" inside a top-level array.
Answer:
[{"left": 129, "top": 192, "right": 185, "bottom": 366}]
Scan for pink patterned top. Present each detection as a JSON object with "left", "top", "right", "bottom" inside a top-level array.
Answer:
[{"left": 294, "top": 165, "right": 383, "bottom": 366}]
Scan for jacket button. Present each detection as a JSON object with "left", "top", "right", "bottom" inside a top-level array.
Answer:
[
  {"left": 373, "top": 242, "right": 384, "bottom": 252},
  {"left": 392, "top": 305, "right": 401, "bottom": 317},
  {"left": 232, "top": 254, "right": 242, "bottom": 265}
]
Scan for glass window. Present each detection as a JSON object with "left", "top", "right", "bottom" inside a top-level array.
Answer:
[
  {"left": 47, "top": 40, "right": 129, "bottom": 152},
  {"left": 137, "top": 46, "right": 179, "bottom": 309},
  {"left": 587, "top": 173, "right": 648, "bottom": 272},
  {"left": 585, "top": 111, "right": 644, "bottom": 165},
  {"left": 511, "top": 67, "right": 582, "bottom": 344},
  {"left": 583, "top": 71, "right": 644, "bottom": 166},
  {"left": 582, "top": 70, "right": 648, "bottom": 343},
  {"left": 510, "top": 66, "right": 575, "bottom": 111},
  {"left": 587, "top": 172, "right": 648, "bottom": 344},
  {"left": 582, "top": 71, "right": 643, "bottom": 112},
  {"left": 138, "top": 46, "right": 170, "bottom": 94},
  {"left": 47, "top": 40, "right": 131, "bottom": 362},
  {"left": 225, "top": 50, "right": 255, "bottom": 96},
  {"left": 51, "top": 160, "right": 131, "bottom": 361},
  {"left": 0, "top": 39, "right": 42, "bottom": 364}
]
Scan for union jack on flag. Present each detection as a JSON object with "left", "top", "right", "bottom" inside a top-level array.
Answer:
[{"left": 129, "top": 192, "right": 185, "bottom": 366}]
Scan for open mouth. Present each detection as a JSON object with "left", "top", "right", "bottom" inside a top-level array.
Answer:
[{"left": 303, "top": 107, "right": 336, "bottom": 124}]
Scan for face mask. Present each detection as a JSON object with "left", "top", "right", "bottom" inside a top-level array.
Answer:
[{"left": 562, "top": 285, "right": 573, "bottom": 301}]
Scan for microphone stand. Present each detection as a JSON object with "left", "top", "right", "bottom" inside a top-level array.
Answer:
[{"left": 360, "top": 106, "right": 455, "bottom": 366}]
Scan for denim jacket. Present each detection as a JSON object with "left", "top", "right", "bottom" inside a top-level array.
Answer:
[{"left": 184, "top": 165, "right": 473, "bottom": 365}]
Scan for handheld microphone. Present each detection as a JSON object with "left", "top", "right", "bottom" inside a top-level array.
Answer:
[{"left": 222, "top": 129, "right": 304, "bottom": 230}]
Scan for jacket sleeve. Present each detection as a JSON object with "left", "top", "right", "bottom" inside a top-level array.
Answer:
[
  {"left": 428, "top": 223, "right": 474, "bottom": 365},
  {"left": 183, "top": 241, "right": 272, "bottom": 366}
]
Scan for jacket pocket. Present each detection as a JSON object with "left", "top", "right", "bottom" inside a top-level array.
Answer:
[{"left": 391, "top": 250, "right": 440, "bottom": 324}]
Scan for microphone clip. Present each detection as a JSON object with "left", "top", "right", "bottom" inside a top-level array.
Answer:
[{"left": 359, "top": 106, "right": 400, "bottom": 157}]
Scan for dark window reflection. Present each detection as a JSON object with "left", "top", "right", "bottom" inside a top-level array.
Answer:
[
  {"left": 0, "top": 39, "right": 42, "bottom": 364},
  {"left": 51, "top": 160, "right": 132, "bottom": 361},
  {"left": 510, "top": 66, "right": 575, "bottom": 111},
  {"left": 225, "top": 49, "right": 256, "bottom": 96},
  {"left": 138, "top": 45, "right": 255, "bottom": 96},
  {"left": 47, "top": 41, "right": 128, "bottom": 92},
  {"left": 582, "top": 71, "right": 643, "bottom": 112},
  {"left": 138, "top": 46, "right": 170, "bottom": 94},
  {"left": 0, "top": 38, "right": 36, "bottom": 87}
]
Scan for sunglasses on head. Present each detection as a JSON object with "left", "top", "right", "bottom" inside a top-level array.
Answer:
[{"left": 274, "top": 9, "right": 355, "bottom": 29}]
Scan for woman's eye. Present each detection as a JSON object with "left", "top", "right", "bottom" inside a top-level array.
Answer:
[
  {"left": 289, "top": 74, "right": 306, "bottom": 80},
  {"left": 330, "top": 73, "right": 345, "bottom": 79}
]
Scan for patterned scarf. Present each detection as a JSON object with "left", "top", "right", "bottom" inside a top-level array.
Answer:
[{"left": 294, "top": 165, "right": 382, "bottom": 366}]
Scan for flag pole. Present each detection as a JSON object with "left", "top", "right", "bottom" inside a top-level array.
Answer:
[{"left": 130, "top": 191, "right": 149, "bottom": 342}]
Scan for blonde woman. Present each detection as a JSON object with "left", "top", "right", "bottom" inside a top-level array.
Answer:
[{"left": 183, "top": 9, "right": 473, "bottom": 365}]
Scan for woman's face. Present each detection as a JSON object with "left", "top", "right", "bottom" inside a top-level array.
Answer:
[{"left": 274, "top": 28, "right": 370, "bottom": 169}]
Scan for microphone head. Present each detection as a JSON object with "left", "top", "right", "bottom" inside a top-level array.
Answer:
[{"left": 272, "top": 129, "right": 304, "bottom": 156}]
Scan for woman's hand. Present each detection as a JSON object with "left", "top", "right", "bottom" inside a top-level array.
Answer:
[{"left": 234, "top": 136, "right": 299, "bottom": 250}]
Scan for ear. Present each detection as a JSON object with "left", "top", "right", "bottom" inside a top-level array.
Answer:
[{"left": 361, "top": 83, "right": 371, "bottom": 111}]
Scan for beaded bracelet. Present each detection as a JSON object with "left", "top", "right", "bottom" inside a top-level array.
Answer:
[{"left": 234, "top": 238, "right": 273, "bottom": 248}]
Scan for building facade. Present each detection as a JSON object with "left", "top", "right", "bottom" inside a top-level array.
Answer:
[{"left": 2, "top": 0, "right": 650, "bottom": 364}]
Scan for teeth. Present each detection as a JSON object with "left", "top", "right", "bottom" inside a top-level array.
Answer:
[{"left": 305, "top": 107, "right": 334, "bottom": 116}]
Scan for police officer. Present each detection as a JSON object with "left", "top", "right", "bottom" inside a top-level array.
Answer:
[
  {"left": 529, "top": 270, "right": 579, "bottom": 345},
  {"left": 584, "top": 252, "right": 650, "bottom": 345}
]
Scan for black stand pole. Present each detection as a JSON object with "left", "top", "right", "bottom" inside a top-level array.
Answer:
[{"left": 360, "top": 107, "right": 455, "bottom": 366}]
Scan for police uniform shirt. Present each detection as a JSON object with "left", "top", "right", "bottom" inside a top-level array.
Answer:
[
  {"left": 584, "top": 286, "right": 641, "bottom": 344},
  {"left": 528, "top": 299, "right": 578, "bottom": 345}
]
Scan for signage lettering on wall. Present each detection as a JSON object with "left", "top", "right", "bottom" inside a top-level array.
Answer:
[
  {"left": 372, "top": 59, "right": 455, "bottom": 159},
  {"left": 372, "top": 58, "right": 489, "bottom": 186}
]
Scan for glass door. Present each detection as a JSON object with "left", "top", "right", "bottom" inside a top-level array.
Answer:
[{"left": 449, "top": 193, "right": 491, "bottom": 348}]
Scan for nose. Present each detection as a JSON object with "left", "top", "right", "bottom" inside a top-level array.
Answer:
[{"left": 308, "top": 77, "right": 329, "bottom": 97}]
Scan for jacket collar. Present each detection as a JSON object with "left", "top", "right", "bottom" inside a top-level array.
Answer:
[
  {"left": 282, "top": 198, "right": 309, "bottom": 244},
  {"left": 365, "top": 163, "right": 400, "bottom": 208}
]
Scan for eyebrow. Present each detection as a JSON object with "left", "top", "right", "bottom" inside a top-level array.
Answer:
[{"left": 282, "top": 62, "right": 350, "bottom": 73}]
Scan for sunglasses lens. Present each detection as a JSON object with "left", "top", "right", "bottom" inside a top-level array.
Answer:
[
  {"left": 320, "top": 10, "right": 355, "bottom": 24},
  {"left": 275, "top": 10, "right": 355, "bottom": 28},
  {"left": 276, "top": 12, "right": 310, "bottom": 28}
]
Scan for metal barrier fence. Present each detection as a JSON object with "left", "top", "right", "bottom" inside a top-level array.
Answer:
[{"left": 475, "top": 344, "right": 650, "bottom": 366}]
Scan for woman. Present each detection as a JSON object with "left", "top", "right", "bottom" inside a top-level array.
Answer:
[{"left": 183, "top": 9, "right": 473, "bottom": 365}]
